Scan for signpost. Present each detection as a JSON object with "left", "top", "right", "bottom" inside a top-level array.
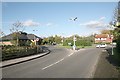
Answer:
[
  {"left": 69, "top": 17, "right": 78, "bottom": 50},
  {"left": 73, "top": 36, "right": 76, "bottom": 50},
  {"left": 111, "top": 35, "right": 114, "bottom": 55},
  {"left": 36, "top": 38, "right": 39, "bottom": 53}
]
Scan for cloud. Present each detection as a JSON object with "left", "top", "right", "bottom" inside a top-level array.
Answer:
[
  {"left": 80, "top": 17, "right": 107, "bottom": 28},
  {"left": 23, "top": 20, "right": 40, "bottom": 27},
  {"left": 46, "top": 23, "right": 53, "bottom": 26},
  {"left": 99, "top": 17, "right": 106, "bottom": 20}
]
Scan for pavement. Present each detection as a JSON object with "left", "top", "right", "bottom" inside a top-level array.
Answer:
[{"left": 1, "top": 49, "right": 50, "bottom": 68}]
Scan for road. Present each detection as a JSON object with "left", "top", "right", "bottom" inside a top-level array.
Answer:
[{"left": 2, "top": 46, "right": 104, "bottom": 78}]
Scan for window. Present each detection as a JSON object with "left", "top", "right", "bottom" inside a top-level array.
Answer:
[
  {"left": 95, "top": 38, "right": 100, "bottom": 40},
  {"left": 101, "top": 38, "right": 106, "bottom": 40}
]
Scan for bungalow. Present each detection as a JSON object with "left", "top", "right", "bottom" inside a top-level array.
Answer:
[
  {"left": 0, "top": 31, "right": 42, "bottom": 46},
  {"left": 94, "top": 34, "right": 113, "bottom": 44}
]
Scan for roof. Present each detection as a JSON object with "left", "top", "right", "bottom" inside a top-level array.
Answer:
[
  {"left": 1, "top": 32, "right": 42, "bottom": 41},
  {"left": 95, "top": 34, "right": 108, "bottom": 38},
  {"left": 27, "top": 34, "right": 42, "bottom": 40}
]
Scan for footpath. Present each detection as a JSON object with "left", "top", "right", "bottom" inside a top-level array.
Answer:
[
  {"left": 1, "top": 50, "right": 50, "bottom": 68},
  {"left": 94, "top": 48, "right": 120, "bottom": 78}
]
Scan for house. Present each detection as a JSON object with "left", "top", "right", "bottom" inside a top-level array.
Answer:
[
  {"left": 0, "top": 31, "right": 42, "bottom": 45},
  {"left": 94, "top": 34, "right": 113, "bottom": 43}
]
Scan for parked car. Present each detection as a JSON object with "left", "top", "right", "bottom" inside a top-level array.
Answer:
[
  {"left": 96, "top": 44, "right": 107, "bottom": 48},
  {"left": 112, "top": 42, "right": 117, "bottom": 46}
]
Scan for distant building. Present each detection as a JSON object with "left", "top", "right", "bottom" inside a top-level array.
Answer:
[
  {"left": 0, "top": 31, "right": 42, "bottom": 45},
  {"left": 94, "top": 34, "right": 113, "bottom": 43}
]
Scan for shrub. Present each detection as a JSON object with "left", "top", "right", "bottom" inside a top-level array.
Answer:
[
  {"left": 63, "top": 39, "right": 73, "bottom": 46},
  {"left": 115, "top": 36, "right": 120, "bottom": 63},
  {"left": 116, "top": 36, "right": 120, "bottom": 52},
  {"left": 2, "top": 46, "right": 42, "bottom": 61},
  {"left": 63, "top": 39, "right": 92, "bottom": 47}
]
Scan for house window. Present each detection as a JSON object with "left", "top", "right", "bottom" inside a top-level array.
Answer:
[
  {"left": 95, "top": 38, "right": 100, "bottom": 40},
  {"left": 101, "top": 38, "right": 106, "bottom": 40}
]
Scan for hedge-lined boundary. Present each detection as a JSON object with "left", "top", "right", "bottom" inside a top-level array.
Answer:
[
  {"left": 1, "top": 45, "right": 43, "bottom": 61},
  {"left": 63, "top": 39, "right": 92, "bottom": 46}
]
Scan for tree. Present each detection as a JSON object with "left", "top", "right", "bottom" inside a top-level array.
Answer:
[
  {"left": 48, "top": 36, "right": 55, "bottom": 44},
  {"left": 10, "top": 21, "right": 25, "bottom": 33},
  {"left": 54, "top": 35, "right": 62, "bottom": 44},
  {"left": 113, "top": 2, "right": 120, "bottom": 48},
  {"left": 100, "top": 30, "right": 111, "bottom": 34},
  {"left": 10, "top": 21, "right": 25, "bottom": 46},
  {"left": 42, "top": 37, "right": 49, "bottom": 45},
  {"left": 110, "top": 1, "right": 120, "bottom": 63},
  {"left": 0, "top": 29, "right": 5, "bottom": 38}
]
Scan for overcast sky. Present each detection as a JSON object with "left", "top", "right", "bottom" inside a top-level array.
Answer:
[{"left": 2, "top": 2, "right": 117, "bottom": 37}]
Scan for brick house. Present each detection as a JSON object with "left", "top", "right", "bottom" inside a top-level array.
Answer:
[{"left": 94, "top": 34, "right": 113, "bottom": 43}]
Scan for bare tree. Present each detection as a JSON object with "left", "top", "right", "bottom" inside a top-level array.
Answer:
[
  {"left": 111, "top": 1, "right": 120, "bottom": 27},
  {"left": 9, "top": 21, "right": 25, "bottom": 46},
  {"left": 0, "top": 28, "right": 6, "bottom": 38},
  {"left": 10, "top": 20, "right": 25, "bottom": 33}
]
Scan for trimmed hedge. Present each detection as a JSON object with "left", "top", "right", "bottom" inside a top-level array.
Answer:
[
  {"left": 2, "top": 45, "right": 42, "bottom": 61},
  {"left": 63, "top": 39, "right": 92, "bottom": 46}
]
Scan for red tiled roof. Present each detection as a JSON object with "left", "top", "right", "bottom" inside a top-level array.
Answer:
[{"left": 95, "top": 34, "right": 108, "bottom": 38}]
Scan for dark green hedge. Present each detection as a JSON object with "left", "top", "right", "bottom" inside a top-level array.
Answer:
[
  {"left": 63, "top": 39, "right": 92, "bottom": 46},
  {"left": 115, "top": 36, "right": 120, "bottom": 63},
  {"left": 2, "top": 45, "right": 42, "bottom": 61}
]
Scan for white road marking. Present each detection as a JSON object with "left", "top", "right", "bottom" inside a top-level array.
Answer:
[
  {"left": 42, "top": 48, "right": 86, "bottom": 70},
  {"left": 68, "top": 49, "right": 86, "bottom": 57},
  {"left": 42, "top": 58, "right": 65, "bottom": 70},
  {"left": 68, "top": 52, "right": 74, "bottom": 57}
]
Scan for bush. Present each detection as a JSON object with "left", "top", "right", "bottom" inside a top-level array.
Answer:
[
  {"left": 115, "top": 36, "right": 120, "bottom": 63},
  {"left": 63, "top": 39, "right": 73, "bottom": 46},
  {"left": 63, "top": 39, "right": 92, "bottom": 46},
  {"left": 116, "top": 36, "right": 120, "bottom": 52},
  {"left": 2, "top": 45, "right": 43, "bottom": 61}
]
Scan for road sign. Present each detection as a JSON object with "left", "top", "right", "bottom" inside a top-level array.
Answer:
[
  {"left": 36, "top": 38, "right": 39, "bottom": 41},
  {"left": 73, "top": 36, "right": 76, "bottom": 41}
]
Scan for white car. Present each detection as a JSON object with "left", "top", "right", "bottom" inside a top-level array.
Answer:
[{"left": 96, "top": 44, "right": 107, "bottom": 48}]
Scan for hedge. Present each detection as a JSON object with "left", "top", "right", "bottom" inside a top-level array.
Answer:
[
  {"left": 115, "top": 36, "right": 120, "bottom": 63},
  {"left": 2, "top": 45, "right": 43, "bottom": 61},
  {"left": 63, "top": 39, "right": 92, "bottom": 46}
]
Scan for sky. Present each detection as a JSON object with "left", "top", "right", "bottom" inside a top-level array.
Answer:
[
  {"left": 2, "top": 0, "right": 119, "bottom": 2},
  {"left": 2, "top": 2, "right": 118, "bottom": 37}
]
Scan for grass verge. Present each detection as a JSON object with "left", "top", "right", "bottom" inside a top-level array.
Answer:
[{"left": 57, "top": 44, "right": 94, "bottom": 49}]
